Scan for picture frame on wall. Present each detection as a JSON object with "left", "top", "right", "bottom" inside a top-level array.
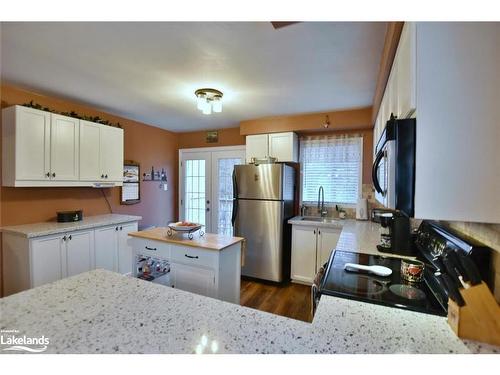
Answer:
[{"left": 121, "top": 161, "right": 141, "bottom": 205}]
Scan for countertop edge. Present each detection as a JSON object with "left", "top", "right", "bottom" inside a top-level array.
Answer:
[
  {"left": 0, "top": 214, "right": 143, "bottom": 238},
  {"left": 128, "top": 230, "right": 244, "bottom": 251}
]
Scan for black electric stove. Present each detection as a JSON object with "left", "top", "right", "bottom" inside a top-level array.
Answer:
[
  {"left": 319, "top": 250, "right": 446, "bottom": 316},
  {"left": 318, "top": 220, "right": 494, "bottom": 317}
]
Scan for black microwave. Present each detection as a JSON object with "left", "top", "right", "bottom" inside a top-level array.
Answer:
[{"left": 372, "top": 115, "right": 416, "bottom": 217}]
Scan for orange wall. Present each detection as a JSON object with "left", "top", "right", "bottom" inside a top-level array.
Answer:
[
  {"left": 239, "top": 107, "right": 374, "bottom": 184},
  {"left": 177, "top": 127, "right": 245, "bottom": 149},
  {"left": 240, "top": 107, "right": 372, "bottom": 135},
  {"left": 0, "top": 84, "right": 179, "bottom": 228}
]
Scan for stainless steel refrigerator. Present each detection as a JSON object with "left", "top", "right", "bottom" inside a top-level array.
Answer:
[{"left": 232, "top": 163, "right": 295, "bottom": 282}]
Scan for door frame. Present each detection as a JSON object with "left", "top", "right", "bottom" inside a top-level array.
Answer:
[{"left": 179, "top": 146, "right": 246, "bottom": 232}]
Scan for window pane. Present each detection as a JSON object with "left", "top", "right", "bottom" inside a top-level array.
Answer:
[{"left": 300, "top": 136, "right": 362, "bottom": 205}]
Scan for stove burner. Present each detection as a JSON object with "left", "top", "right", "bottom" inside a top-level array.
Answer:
[
  {"left": 389, "top": 284, "right": 426, "bottom": 301},
  {"left": 338, "top": 275, "right": 386, "bottom": 295}
]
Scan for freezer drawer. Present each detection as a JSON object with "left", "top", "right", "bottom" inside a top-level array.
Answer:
[{"left": 234, "top": 199, "right": 285, "bottom": 281}]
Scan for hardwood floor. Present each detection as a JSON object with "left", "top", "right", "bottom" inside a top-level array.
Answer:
[{"left": 240, "top": 278, "right": 312, "bottom": 323}]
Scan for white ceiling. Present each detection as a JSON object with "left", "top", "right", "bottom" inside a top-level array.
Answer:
[{"left": 1, "top": 22, "right": 386, "bottom": 132}]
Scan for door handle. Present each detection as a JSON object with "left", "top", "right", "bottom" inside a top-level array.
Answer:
[
  {"left": 206, "top": 200, "right": 210, "bottom": 204},
  {"left": 184, "top": 254, "right": 199, "bottom": 259},
  {"left": 206, "top": 208, "right": 210, "bottom": 212},
  {"left": 372, "top": 149, "right": 384, "bottom": 194}
]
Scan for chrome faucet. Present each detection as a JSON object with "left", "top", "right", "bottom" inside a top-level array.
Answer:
[{"left": 317, "top": 186, "right": 327, "bottom": 217}]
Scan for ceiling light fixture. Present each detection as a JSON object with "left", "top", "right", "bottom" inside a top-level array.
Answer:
[{"left": 195, "top": 88, "right": 223, "bottom": 115}]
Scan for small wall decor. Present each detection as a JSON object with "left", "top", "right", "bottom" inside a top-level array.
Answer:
[
  {"left": 22, "top": 101, "right": 122, "bottom": 128},
  {"left": 142, "top": 166, "right": 168, "bottom": 191},
  {"left": 121, "top": 161, "right": 140, "bottom": 205},
  {"left": 206, "top": 130, "right": 219, "bottom": 143}
]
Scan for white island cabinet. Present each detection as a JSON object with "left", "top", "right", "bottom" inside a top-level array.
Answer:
[
  {"left": 128, "top": 228, "right": 243, "bottom": 304},
  {"left": 1, "top": 214, "right": 141, "bottom": 296}
]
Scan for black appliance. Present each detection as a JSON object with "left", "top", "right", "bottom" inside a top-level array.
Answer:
[
  {"left": 372, "top": 114, "right": 416, "bottom": 217},
  {"left": 376, "top": 209, "right": 413, "bottom": 256},
  {"left": 316, "top": 220, "right": 492, "bottom": 316},
  {"left": 57, "top": 210, "right": 83, "bottom": 223}
]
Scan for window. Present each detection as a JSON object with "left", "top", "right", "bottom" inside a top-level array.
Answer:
[{"left": 300, "top": 135, "right": 363, "bottom": 205}]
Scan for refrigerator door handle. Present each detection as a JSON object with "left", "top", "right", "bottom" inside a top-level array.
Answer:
[{"left": 231, "top": 170, "right": 238, "bottom": 227}]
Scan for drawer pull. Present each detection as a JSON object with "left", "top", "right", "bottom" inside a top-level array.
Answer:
[
  {"left": 184, "top": 254, "right": 199, "bottom": 259},
  {"left": 145, "top": 246, "right": 157, "bottom": 251}
]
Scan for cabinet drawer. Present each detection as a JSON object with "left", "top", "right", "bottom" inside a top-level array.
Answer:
[
  {"left": 170, "top": 245, "right": 218, "bottom": 269},
  {"left": 133, "top": 238, "right": 170, "bottom": 259}
]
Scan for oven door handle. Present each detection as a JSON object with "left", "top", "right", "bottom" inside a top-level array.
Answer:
[
  {"left": 372, "top": 149, "right": 385, "bottom": 195},
  {"left": 311, "top": 263, "right": 328, "bottom": 318}
]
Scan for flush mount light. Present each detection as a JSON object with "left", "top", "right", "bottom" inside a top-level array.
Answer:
[{"left": 195, "top": 88, "right": 223, "bottom": 115}]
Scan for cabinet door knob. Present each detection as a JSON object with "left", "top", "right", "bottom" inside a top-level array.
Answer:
[
  {"left": 120, "top": 226, "right": 123, "bottom": 230},
  {"left": 313, "top": 230, "right": 316, "bottom": 234},
  {"left": 45, "top": 172, "right": 50, "bottom": 178},
  {"left": 115, "top": 227, "right": 119, "bottom": 231},
  {"left": 101, "top": 174, "right": 105, "bottom": 178},
  {"left": 62, "top": 235, "right": 67, "bottom": 241},
  {"left": 52, "top": 172, "right": 56, "bottom": 178},
  {"left": 68, "top": 235, "right": 72, "bottom": 240},
  {"left": 105, "top": 174, "right": 108, "bottom": 179}
]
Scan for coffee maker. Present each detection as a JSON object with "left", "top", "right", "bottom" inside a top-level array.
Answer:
[{"left": 372, "top": 208, "right": 413, "bottom": 256}]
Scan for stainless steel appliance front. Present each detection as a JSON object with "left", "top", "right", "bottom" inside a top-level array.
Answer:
[{"left": 233, "top": 164, "right": 295, "bottom": 282}]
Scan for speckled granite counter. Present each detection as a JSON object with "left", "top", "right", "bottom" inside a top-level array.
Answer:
[
  {"left": 1, "top": 270, "right": 497, "bottom": 354},
  {"left": 0, "top": 214, "right": 142, "bottom": 238},
  {"left": 289, "top": 217, "right": 414, "bottom": 258}
]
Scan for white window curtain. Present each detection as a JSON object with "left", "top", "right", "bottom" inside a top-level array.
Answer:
[{"left": 300, "top": 134, "right": 363, "bottom": 205}]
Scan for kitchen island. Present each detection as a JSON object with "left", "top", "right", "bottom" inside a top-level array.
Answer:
[
  {"left": 0, "top": 269, "right": 498, "bottom": 354},
  {"left": 128, "top": 228, "right": 244, "bottom": 304}
]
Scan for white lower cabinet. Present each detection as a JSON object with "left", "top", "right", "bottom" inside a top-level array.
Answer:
[
  {"left": 31, "top": 230, "right": 94, "bottom": 288},
  {"left": 94, "top": 226, "right": 118, "bottom": 272},
  {"left": 64, "top": 230, "right": 94, "bottom": 278},
  {"left": 95, "top": 222, "right": 138, "bottom": 275},
  {"left": 290, "top": 226, "right": 317, "bottom": 284},
  {"left": 31, "top": 236, "right": 65, "bottom": 288},
  {"left": 2, "top": 220, "right": 139, "bottom": 296},
  {"left": 291, "top": 225, "right": 341, "bottom": 284},
  {"left": 170, "top": 263, "right": 216, "bottom": 299}
]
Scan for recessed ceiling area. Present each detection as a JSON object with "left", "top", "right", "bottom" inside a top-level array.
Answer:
[{"left": 0, "top": 22, "right": 387, "bottom": 132}]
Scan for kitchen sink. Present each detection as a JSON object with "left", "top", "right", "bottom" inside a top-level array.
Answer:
[{"left": 300, "top": 216, "right": 342, "bottom": 224}]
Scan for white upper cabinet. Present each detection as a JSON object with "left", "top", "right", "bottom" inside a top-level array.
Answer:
[
  {"left": 246, "top": 132, "right": 298, "bottom": 163},
  {"left": 100, "top": 125, "right": 124, "bottom": 181},
  {"left": 396, "top": 22, "right": 416, "bottom": 119},
  {"left": 2, "top": 106, "right": 50, "bottom": 183},
  {"left": 79, "top": 120, "right": 102, "bottom": 181},
  {"left": 245, "top": 134, "right": 269, "bottom": 163},
  {"left": 414, "top": 22, "right": 500, "bottom": 223},
  {"left": 268, "top": 132, "right": 298, "bottom": 162},
  {"left": 80, "top": 120, "right": 124, "bottom": 182},
  {"left": 2, "top": 105, "right": 124, "bottom": 187},
  {"left": 50, "top": 113, "right": 80, "bottom": 181}
]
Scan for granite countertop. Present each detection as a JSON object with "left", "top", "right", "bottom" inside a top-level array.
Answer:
[
  {"left": 128, "top": 227, "right": 244, "bottom": 251},
  {"left": 289, "top": 217, "right": 415, "bottom": 258},
  {"left": 1, "top": 269, "right": 498, "bottom": 354},
  {"left": 0, "top": 214, "right": 143, "bottom": 238}
]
